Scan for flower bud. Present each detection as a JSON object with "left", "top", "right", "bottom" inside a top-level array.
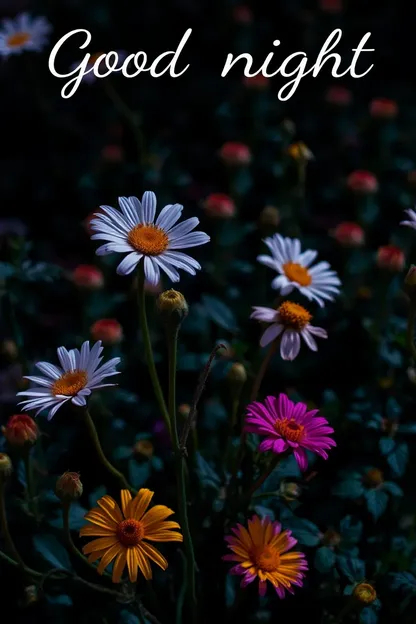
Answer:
[
  {"left": 319, "top": 0, "right": 343, "bottom": 13},
  {"left": 279, "top": 481, "right": 302, "bottom": 501},
  {"left": 332, "top": 222, "right": 364, "bottom": 247},
  {"left": 353, "top": 582, "right": 377, "bottom": 605},
  {"left": 232, "top": 5, "right": 253, "bottom": 24},
  {"left": 157, "top": 289, "right": 188, "bottom": 327},
  {"left": 2, "top": 414, "right": 38, "bottom": 448},
  {"left": 364, "top": 468, "right": 384, "bottom": 488},
  {"left": 0, "top": 453, "right": 12, "bottom": 478},
  {"left": 219, "top": 142, "right": 251, "bottom": 166},
  {"left": 287, "top": 142, "right": 313, "bottom": 162},
  {"left": 203, "top": 193, "right": 236, "bottom": 219},
  {"left": 178, "top": 404, "right": 191, "bottom": 420},
  {"left": 90, "top": 319, "right": 123, "bottom": 345},
  {"left": 259, "top": 206, "right": 280, "bottom": 229},
  {"left": 21, "top": 585, "right": 39, "bottom": 606},
  {"left": 369, "top": 98, "right": 398, "bottom": 120},
  {"left": 100, "top": 144, "right": 124, "bottom": 164},
  {"left": 56, "top": 472, "right": 83, "bottom": 501},
  {"left": 347, "top": 170, "right": 378, "bottom": 194},
  {"left": 1, "top": 339, "right": 19, "bottom": 361},
  {"left": 227, "top": 363, "right": 247, "bottom": 385},
  {"left": 134, "top": 439, "right": 154, "bottom": 459},
  {"left": 376, "top": 245, "right": 405, "bottom": 272},
  {"left": 72, "top": 265, "right": 104, "bottom": 290},
  {"left": 322, "top": 529, "right": 341, "bottom": 547}
]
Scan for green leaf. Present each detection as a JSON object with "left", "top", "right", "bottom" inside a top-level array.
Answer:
[
  {"left": 339, "top": 516, "right": 363, "bottom": 543},
  {"left": 332, "top": 479, "right": 364, "bottom": 499},
  {"left": 128, "top": 460, "right": 150, "bottom": 488},
  {"left": 195, "top": 452, "right": 221, "bottom": 490},
  {"left": 0, "top": 262, "right": 16, "bottom": 279},
  {"left": 49, "top": 503, "right": 87, "bottom": 530},
  {"left": 314, "top": 546, "right": 336, "bottom": 574},
  {"left": 282, "top": 517, "right": 320, "bottom": 546},
  {"left": 360, "top": 607, "right": 378, "bottom": 624},
  {"left": 337, "top": 556, "right": 365, "bottom": 582},
  {"left": 365, "top": 490, "right": 388, "bottom": 520},
  {"left": 201, "top": 294, "right": 238, "bottom": 333},
  {"left": 33, "top": 534, "right": 72, "bottom": 570},
  {"left": 379, "top": 437, "right": 395, "bottom": 455},
  {"left": 387, "top": 443, "right": 408, "bottom": 477}
]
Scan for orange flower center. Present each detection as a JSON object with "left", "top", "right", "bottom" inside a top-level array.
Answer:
[
  {"left": 127, "top": 224, "right": 169, "bottom": 256},
  {"left": 52, "top": 371, "right": 88, "bottom": 396},
  {"left": 274, "top": 417, "right": 304, "bottom": 443},
  {"left": 116, "top": 519, "right": 144, "bottom": 546},
  {"left": 252, "top": 545, "right": 281, "bottom": 572},
  {"left": 277, "top": 301, "right": 312, "bottom": 330},
  {"left": 7, "top": 32, "right": 31, "bottom": 47},
  {"left": 282, "top": 262, "right": 312, "bottom": 286}
]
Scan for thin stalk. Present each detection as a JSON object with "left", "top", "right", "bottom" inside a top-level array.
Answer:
[
  {"left": 83, "top": 408, "right": 134, "bottom": 492},
  {"left": 136, "top": 264, "right": 171, "bottom": 437},
  {"left": 407, "top": 307, "right": 416, "bottom": 361},
  {"left": 23, "top": 449, "right": 37, "bottom": 519},
  {"left": 244, "top": 455, "right": 281, "bottom": 500},
  {"left": 0, "top": 477, "right": 25, "bottom": 569},
  {"left": 104, "top": 78, "right": 145, "bottom": 170},
  {"left": 167, "top": 326, "right": 197, "bottom": 620},
  {"left": 62, "top": 501, "right": 104, "bottom": 573}
]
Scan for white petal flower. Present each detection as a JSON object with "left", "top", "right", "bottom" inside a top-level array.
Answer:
[
  {"left": 90, "top": 191, "right": 210, "bottom": 285},
  {"left": 257, "top": 233, "right": 341, "bottom": 307},
  {"left": 251, "top": 302, "right": 327, "bottom": 361},
  {"left": 17, "top": 341, "right": 120, "bottom": 420},
  {"left": 0, "top": 13, "right": 52, "bottom": 56},
  {"left": 400, "top": 208, "right": 416, "bottom": 230}
]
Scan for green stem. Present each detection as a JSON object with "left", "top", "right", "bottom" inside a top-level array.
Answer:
[
  {"left": 407, "top": 307, "right": 416, "bottom": 361},
  {"left": 104, "top": 78, "right": 145, "bottom": 170},
  {"left": 83, "top": 408, "right": 135, "bottom": 493},
  {"left": 137, "top": 264, "right": 172, "bottom": 437},
  {"left": 0, "top": 477, "right": 25, "bottom": 570},
  {"left": 244, "top": 455, "right": 282, "bottom": 500},
  {"left": 167, "top": 326, "right": 197, "bottom": 621},
  {"left": 62, "top": 501, "right": 104, "bottom": 573},
  {"left": 23, "top": 450, "right": 37, "bottom": 519}
]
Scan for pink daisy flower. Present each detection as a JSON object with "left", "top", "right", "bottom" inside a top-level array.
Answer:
[
  {"left": 245, "top": 394, "right": 336, "bottom": 471},
  {"left": 223, "top": 515, "right": 308, "bottom": 597}
]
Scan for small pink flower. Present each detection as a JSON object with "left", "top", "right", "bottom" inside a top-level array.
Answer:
[
  {"left": 325, "top": 86, "right": 352, "bottom": 106},
  {"left": 242, "top": 74, "right": 269, "bottom": 90},
  {"left": 369, "top": 98, "right": 398, "bottom": 120},
  {"left": 347, "top": 170, "right": 378, "bottom": 194},
  {"left": 376, "top": 245, "right": 405, "bottom": 272},
  {"left": 332, "top": 222, "right": 365, "bottom": 247},
  {"left": 219, "top": 142, "right": 251, "bottom": 166},
  {"left": 203, "top": 193, "right": 236, "bottom": 218},
  {"left": 90, "top": 319, "right": 123, "bottom": 345},
  {"left": 245, "top": 394, "right": 336, "bottom": 471}
]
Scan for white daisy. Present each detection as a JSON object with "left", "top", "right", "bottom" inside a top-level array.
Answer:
[
  {"left": 251, "top": 302, "right": 327, "bottom": 361},
  {"left": 17, "top": 341, "right": 120, "bottom": 420},
  {"left": 0, "top": 13, "right": 51, "bottom": 57},
  {"left": 257, "top": 233, "right": 341, "bottom": 307},
  {"left": 400, "top": 208, "right": 416, "bottom": 230},
  {"left": 90, "top": 191, "right": 210, "bottom": 285}
]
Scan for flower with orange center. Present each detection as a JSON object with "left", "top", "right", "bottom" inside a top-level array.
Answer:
[
  {"left": 0, "top": 13, "right": 52, "bottom": 57},
  {"left": 353, "top": 582, "right": 377, "bottom": 604},
  {"left": 17, "top": 340, "right": 120, "bottom": 420},
  {"left": 80, "top": 489, "right": 182, "bottom": 583},
  {"left": 2, "top": 414, "right": 38, "bottom": 447},
  {"left": 90, "top": 191, "right": 209, "bottom": 284},
  {"left": 257, "top": 233, "right": 341, "bottom": 307},
  {"left": 245, "top": 394, "right": 335, "bottom": 471},
  {"left": 223, "top": 515, "right": 308, "bottom": 597},
  {"left": 251, "top": 301, "right": 327, "bottom": 361}
]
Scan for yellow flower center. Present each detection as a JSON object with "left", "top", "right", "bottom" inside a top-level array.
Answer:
[
  {"left": 277, "top": 301, "right": 312, "bottom": 330},
  {"left": 274, "top": 418, "right": 304, "bottom": 443},
  {"left": 52, "top": 371, "right": 88, "bottom": 396},
  {"left": 364, "top": 468, "right": 384, "bottom": 488},
  {"left": 353, "top": 583, "right": 377, "bottom": 604},
  {"left": 253, "top": 545, "right": 281, "bottom": 572},
  {"left": 283, "top": 261, "right": 312, "bottom": 286},
  {"left": 128, "top": 224, "right": 169, "bottom": 256},
  {"left": 134, "top": 439, "right": 154, "bottom": 458},
  {"left": 116, "top": 519, "right": 144, "bottom": 546},
  {"left": 7, "top": 32, "right": 31, "bottom": 47}
]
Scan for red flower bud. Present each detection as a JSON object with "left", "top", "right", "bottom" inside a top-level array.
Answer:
[
  {"left": 347, "top": 170, "right": 378, "bottom": 194},
  {"left": 90, "top": 319, "right": 123, "bottom": 345},
  {"left": 56, "top": 472, "right": 83, "bottom": 501},
  {"left": 203, "top": 193, "right": 236, "bottom": 219},
  {"left": 2, "top": 414, "right": 38, "bottom": 447},
  {"left": 376, "top": 245, "right": 405, "bottom": 272},
  {"left": 332, "top": 222, "right": 365, "bottom": 247},
  {"left": 369, "top": 98, "right": 398, "bottom": 120},
  {"left": 325, "top": 85, "right": 352, "bottom": 106},
  {"left": 72, "top": 265, "right": 104, "bottom": 290},
  {"left": 219, "top": 142, "right": 251, "bottom": 166}
]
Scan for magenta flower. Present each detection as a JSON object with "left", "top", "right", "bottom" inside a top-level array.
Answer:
[{"left": 245, "top": 394, "right": 336, "bottom": 471}]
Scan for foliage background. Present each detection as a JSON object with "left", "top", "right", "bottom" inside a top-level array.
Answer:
[{"left": 1, "top": 0, "right": 416, "bottom": 623}]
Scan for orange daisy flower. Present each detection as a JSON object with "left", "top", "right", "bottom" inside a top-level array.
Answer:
[
  {"left": 223, "top": 515, "right": 308, "bottom": 597},
  {"left": 80, "top": 489, "right": 183, "bottom": 583}
]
